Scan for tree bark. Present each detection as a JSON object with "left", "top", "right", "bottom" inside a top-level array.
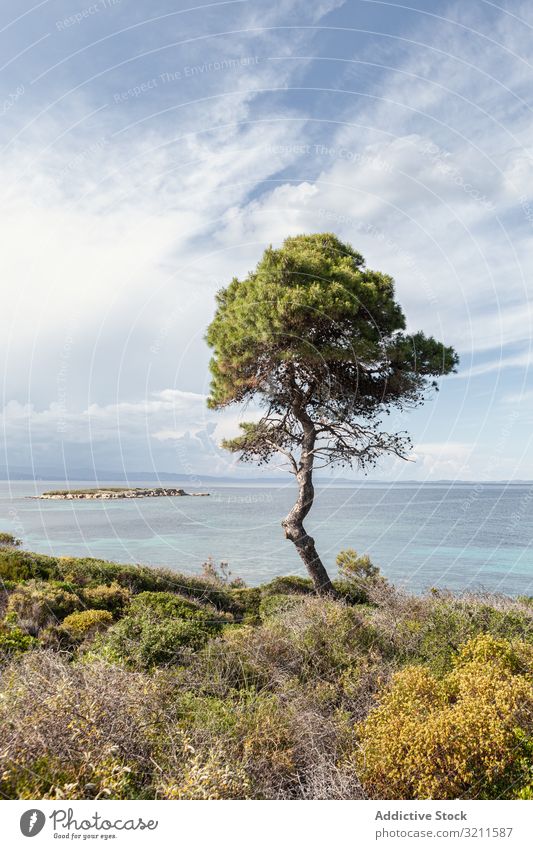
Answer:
[{"left": 281, "top": 406, "right": 335, "bottom": 596}]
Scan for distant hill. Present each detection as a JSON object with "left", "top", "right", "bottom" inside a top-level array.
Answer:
[{"left": 0, "top": 466, "right": 530, "bottom": 485}]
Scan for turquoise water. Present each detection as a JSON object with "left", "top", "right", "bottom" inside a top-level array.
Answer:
[{"left": 1, "top": 480, "right": 532, "bottom": 595}]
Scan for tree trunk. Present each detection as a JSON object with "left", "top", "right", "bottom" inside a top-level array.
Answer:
[{"left": 281, "top": 409, "right": 335, "bottom": 596}]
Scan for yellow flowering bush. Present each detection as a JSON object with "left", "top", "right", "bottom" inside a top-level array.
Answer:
[
  {"left": 60, "top": 609, "right": 113, "bottom": 641},
  {"left": 356, "top": 635, "right": 533, "bottom": 799},
  {"left": 81, "top": 582, "right": 131, "bottom": 614}
]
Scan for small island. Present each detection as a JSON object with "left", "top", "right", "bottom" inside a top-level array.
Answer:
[{"left": 35, "top": 487, "right": 209, "bottom": 500}]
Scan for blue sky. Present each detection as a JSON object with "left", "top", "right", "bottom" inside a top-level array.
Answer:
[{"left": 1, "top": 0, "right": 532, "bottom": 480}]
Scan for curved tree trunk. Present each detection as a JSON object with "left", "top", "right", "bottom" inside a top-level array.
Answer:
[{"left": 281, "top": 407, "right": 335, "bottom": 596}]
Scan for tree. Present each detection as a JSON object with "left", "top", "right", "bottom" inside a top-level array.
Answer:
[{"left": 206, "top": 233, "right": 458, "bottom": 594}]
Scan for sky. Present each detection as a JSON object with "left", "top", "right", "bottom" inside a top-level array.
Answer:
[{"left": 1, "top": 0, "right": 532, "bottom": 482}]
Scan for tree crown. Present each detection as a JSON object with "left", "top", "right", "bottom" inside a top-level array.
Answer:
[{"left": 206, "top": 233, "right": 458, "bottom": 471}]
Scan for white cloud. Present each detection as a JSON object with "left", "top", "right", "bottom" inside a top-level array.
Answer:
[
  {"left": 456, "top": 349, "right": 533, "bottom": 379},
  {"left": 411, "top": 441, "right": 473, "bottom": 478},
  {"left": 2, "top": 0, "right": 533, "bottom": 480}
]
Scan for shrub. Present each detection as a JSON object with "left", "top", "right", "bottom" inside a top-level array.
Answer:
[
  {"left": 336, "top": 549, "right": 379, "bottom": 580},
  {"left": 99, "top": 592, "right": 225, "bottom": 669},
  {"left": 261, "top": 575, "right": 314, "bottom": 597},
  {"left": 421, "top": 599, "right": 533, "bottom": 676},
  {"left": 0, "top": 532, "right": 21, "bottom": 548},
  {"left": 334, "top": 550, "right": 385, "bottom": 604},
  {"left": 0, "top": 549, "right": 55, "bottom": 582},
  {"left": 259, "top": 593, "right": 304, "bottom": 620},
  {"left": 260, "top": 598, "right": 378, "bottom": 683},
  {"left": 332, "top": 579, "right": 370, "bottom": 606},
  {"left": 0, "top": 619, "right": 36, "bottom": 655},
  {"left": 60, "top": 609, "right": 114, "bottom": 641},
  {"left": 200, "top": 556, "right": 245, "bottom": 588},
  {"left": 0, "top": 550, "right": 240, "bottom": 613},
  {"left": 227, "top": 587, "right": 261, "bottom": 623},
  {"left": 368, "top": 590, "right": 533, "bottom": 676},
  {"left": 0, "top": 652, "right": 169, "bottom": 799},
  {"left": 81, "top": 582, "right": 130, "bottom": 615},
  {"left": 157, "top": 690, "right": 299, "bottom": 799},
  {"left": 7, "top": 581, "right": 83, "bottom": 634},
  {"left": 356, "top": 634, "right": 533, "bottom": 799},
  {"left": 197, "top": 598, "right": 379, "bottom": 690}
]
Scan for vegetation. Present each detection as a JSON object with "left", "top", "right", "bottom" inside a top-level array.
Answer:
[
  {"left": 0, "top": 541, "right": 531, "bottom": 800},
  {"left": 357, "top": 635, "right": 533, "bottom": 799},
  {"left": 0, "top": 532, "right": 21, "bottom": 548},
  {"left": 206, "top": 233, "right": 458, "bottom": 593},
  {"left": 41, "top": 488, "right": 132, "bottom": 495}
]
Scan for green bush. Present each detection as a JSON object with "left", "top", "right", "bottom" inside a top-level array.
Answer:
[
  {"left": 336, "top": 549, "right": 379, "bottom": 580},
  {"left": 0, "top": 550, "right": 240, "bottom": 613},
  {"left": 261, "top": 575, "right": 314, "bottom": 597},
  {"left": 99, "top": 592, "right": 225, "bottom": 669},
  {"left": 0, "top": 532, "right": 21, "bottom": 548},
  {"left": 259, "top": 593, "right": 303, "bottom": 620},
  {"left": 7, "top": 580, "right": 83, "bottom": 633},
  {"left": 203, "top": 597, "right": 379, "bottom": 689},
  {"left": 260, "top": 598, "right": 379, "bottom": 683},
  {"left": 0, "top": 620, "right": 36, "bottom": 655},
  {"left": 227, "top": 587, "right": 261, "bottom": 623},
  {"left": 334, "top": 550, "right": 385, "bottom": 604},
  {"left": 0, "top": 549, "right": 55, "bottom": 582},
  {"left": 394, "top": 596, "right": 533, "bottom": 676},
  {"left": 332, "top": 579, "right": 370, "bottom": 605}
]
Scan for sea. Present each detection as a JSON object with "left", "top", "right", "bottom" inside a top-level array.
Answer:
[{"left": 1, "top": 480, "right": 532, "bottom": 596}]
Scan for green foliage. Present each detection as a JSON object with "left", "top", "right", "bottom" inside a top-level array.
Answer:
[
  {"left": 81, "top": 582, "right": 131, "bottom": 614},
  {"left": 332, "top": 579, "right": 370, "bottom": 605},
  {"left": 206, "top": 233, "right": 458, "bottom": 467},
  {"left": 7, "top": 580, "right": 83, "bottom": 632},
  {"left": 0, "top": 619, "right": 36, "bottom": 655},
  {"left": 259, "top": 593, "right": 303, "bottom": 620},
  {"left": 389, "top": 595, "right": 533, "bottom": 676},
  {"left": 227, "top": 587, "right": 262, "bottom": 623},
  {"left": 356, "top": 634, "right": 533, "bottom": 799},
  {"left": 0, "top": 548, "right": 240, "bottom": 612},
  {"left": 336, "top": 549, "right": 379, "bottom": 580},
  {"left": 0, "top": 532, "right": 21, "bottom": 548},
  {"left": 99, "top": 592, "right": 225, "bottom": 669},
  {"left": 214, "top": 597, "right": 378, "bottom": 687},
  {"left": 0, "top": 549, "right": 55, "bottom": 582},
  {"left": 261, "top": 575, "right": 314, "bottom": 597},
  {"left": 333, "top": 549, "right": 385, "bottom": 604},
  {"left": 60, "top": 609, "right": 114, "bottom": 641}
]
